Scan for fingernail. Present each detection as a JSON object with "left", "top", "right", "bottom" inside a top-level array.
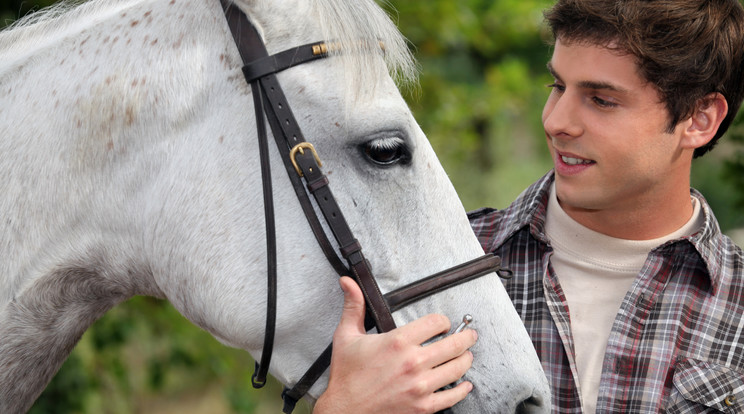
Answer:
[{"left": 472, "top": 329, "right": 478, "bottom": 341}]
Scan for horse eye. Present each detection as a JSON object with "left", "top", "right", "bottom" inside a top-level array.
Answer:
[{"left": 361, "top": 137, "right": 410, "bottom": 166}]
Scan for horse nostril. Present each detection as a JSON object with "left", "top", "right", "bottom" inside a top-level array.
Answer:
[{"left": 515, "top": 396, "right": 545, "bottom": 414}]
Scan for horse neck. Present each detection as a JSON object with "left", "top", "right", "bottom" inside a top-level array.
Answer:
[{"left": 1, "top": 0, "right": 231, "bottom": 296}]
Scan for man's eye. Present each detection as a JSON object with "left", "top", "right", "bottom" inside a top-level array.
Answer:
[
  {"left": 547, "top": 83, "right": 565, "bottom": 93},
  {"left": 361, "top": 137, "right": 411, "bottom": 166},
  {"left": 592, "top": 96, "right": 617, "bottom": 108}
]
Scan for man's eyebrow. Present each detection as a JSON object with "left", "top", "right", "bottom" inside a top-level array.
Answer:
[{"left": 546, "top": 61, "right": 629, "bottom": 94}]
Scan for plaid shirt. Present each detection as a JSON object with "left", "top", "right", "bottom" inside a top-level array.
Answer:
[{"left": 469, "top": 172, "right": 744, "bottom": 413}]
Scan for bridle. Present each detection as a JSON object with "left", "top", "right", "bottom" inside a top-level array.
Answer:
[{"left": 219, "top": 1, "right": 512, "bottom": 412}]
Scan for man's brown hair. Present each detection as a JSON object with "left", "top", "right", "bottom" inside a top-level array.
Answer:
[{"left": 544, "top": 0, "right": 744, "bottom": 158}]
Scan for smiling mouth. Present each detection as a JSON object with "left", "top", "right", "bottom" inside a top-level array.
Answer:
[{"left": 560, "top": 155, "right": 594, "bottom": 165}]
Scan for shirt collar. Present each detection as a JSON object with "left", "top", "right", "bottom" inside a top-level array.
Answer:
[
  {"left": 492, "top": 170, "right": 554, "bottom": 247},
  {"left": 685, "top": 188, "right": 729, "bottom": 293}
]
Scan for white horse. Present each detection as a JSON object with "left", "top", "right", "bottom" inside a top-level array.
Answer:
[{"left": 0, "top": 0, "right": 549, "bottom": 412}]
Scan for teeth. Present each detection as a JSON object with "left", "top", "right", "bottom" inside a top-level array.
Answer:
[{"left": 561, "top": 155, "right": 592, "bottom": 165}]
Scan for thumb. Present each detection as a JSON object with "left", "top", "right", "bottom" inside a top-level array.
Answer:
[{"left": 335, "top": 276, "right": 367, "bottom": 339}]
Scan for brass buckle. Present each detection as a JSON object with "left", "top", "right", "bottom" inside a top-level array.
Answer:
[
  {"left": 290, "top": 142, "right": 322, "bottom": 177},
  {"left": 311, "top": 40, "right": 385, "bottom": 56}
]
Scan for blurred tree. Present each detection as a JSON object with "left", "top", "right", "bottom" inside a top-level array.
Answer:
[
  {"left": 1, "top": 0, "right": 58, "bottom": 25},
  {"left": 722, "top": 111, "right": 744, "bottom": 229},
  {"left": 2, "top": 0, "right": 743, "bottom": 412}
]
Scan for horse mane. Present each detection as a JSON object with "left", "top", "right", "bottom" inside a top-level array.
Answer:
[{"left": 310, "top": 0, "right": 418, "bottom": 90}]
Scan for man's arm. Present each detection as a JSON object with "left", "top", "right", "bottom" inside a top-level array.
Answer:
[{"left": 314, "top": 276, "right": 476, "bottom": 414}]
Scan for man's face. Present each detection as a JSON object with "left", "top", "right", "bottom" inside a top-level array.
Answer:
[{"left": 542, "top": 38, "right": 690, "bottom": 237}]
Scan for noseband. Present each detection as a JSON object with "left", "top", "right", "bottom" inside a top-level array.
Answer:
[{"left": 219, "top": 1, "right": 512, "bottom": 412}]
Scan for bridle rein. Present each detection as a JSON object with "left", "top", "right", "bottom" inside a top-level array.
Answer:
[{"left": 219, "top": 1, "right": 512, "bottom": 412}]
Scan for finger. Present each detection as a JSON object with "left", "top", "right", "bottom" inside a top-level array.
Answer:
[
  {"left": 429, "top": 350, "right": 474, "bottom": 391},
  {"left": 334, "top": 276, "right": 367, "bottom": 339},
  {"left": 422, "top": 329, "right": 477, "bottom": 368},
  {"left": 395, "top": 313, "right": 452, "bottom": 345},
  {"left": 427, "top": 381, "right": 474, "bottom": 413}
]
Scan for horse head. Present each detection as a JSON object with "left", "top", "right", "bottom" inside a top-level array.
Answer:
[{"left": 0, "top": 0, "right": 549, "bottom": 412}]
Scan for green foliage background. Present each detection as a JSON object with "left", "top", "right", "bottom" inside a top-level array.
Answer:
[{"left": 2, "top": 0, "right": 743, "bottom": 412}]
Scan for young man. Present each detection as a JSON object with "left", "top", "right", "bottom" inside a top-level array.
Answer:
[{"left": 316, "top": 0, "right": 744, "bottom": 412}]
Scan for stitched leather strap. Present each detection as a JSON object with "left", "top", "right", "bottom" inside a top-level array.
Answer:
[
  {"left": 220, "top": 0, "right": 395, "bottom": 390},
  {"left": 242, "top": 42, "right": 331, "bottom": 82},
  {"left": 385, "top": 254, "right": 507, "bottom": 310},
  {"left": 221, "top": 0, "right": 276, "bottom": 388},
  {"left": 257, "top": 62, "right": 397, "bottom": 333}
]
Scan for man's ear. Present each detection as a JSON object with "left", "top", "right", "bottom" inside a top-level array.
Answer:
[{"left": 680, "top": 92, "right": 728, "bottom": 149}]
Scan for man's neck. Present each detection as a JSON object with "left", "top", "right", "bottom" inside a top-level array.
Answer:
[{"left": 558, "top": 182, "right": 694, "bottom": 240}]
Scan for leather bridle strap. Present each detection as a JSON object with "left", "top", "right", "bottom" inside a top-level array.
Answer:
[
  {"left": 221, "top": 0, "right": 349, "bottom": 278},
  {"left": 257, "top": 68, "right": 397, "bottom": 332},
  {"left": 221, "top": 0, "right": 276, "bottom": 388},
  {"left": 385, "top": 254, "right": 511, "bottom": 310},
  {"left": 220, "top": 0, "right": 395, "bottom": 388}
]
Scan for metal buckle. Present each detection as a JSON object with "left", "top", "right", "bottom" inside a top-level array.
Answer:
[{"left": 289, "top": 142, "right": 323, "bottom": 177}]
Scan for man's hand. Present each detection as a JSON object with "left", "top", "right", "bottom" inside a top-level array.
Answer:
[{"left": 314, "top": 276, "right": 476, "bottom": 414}]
